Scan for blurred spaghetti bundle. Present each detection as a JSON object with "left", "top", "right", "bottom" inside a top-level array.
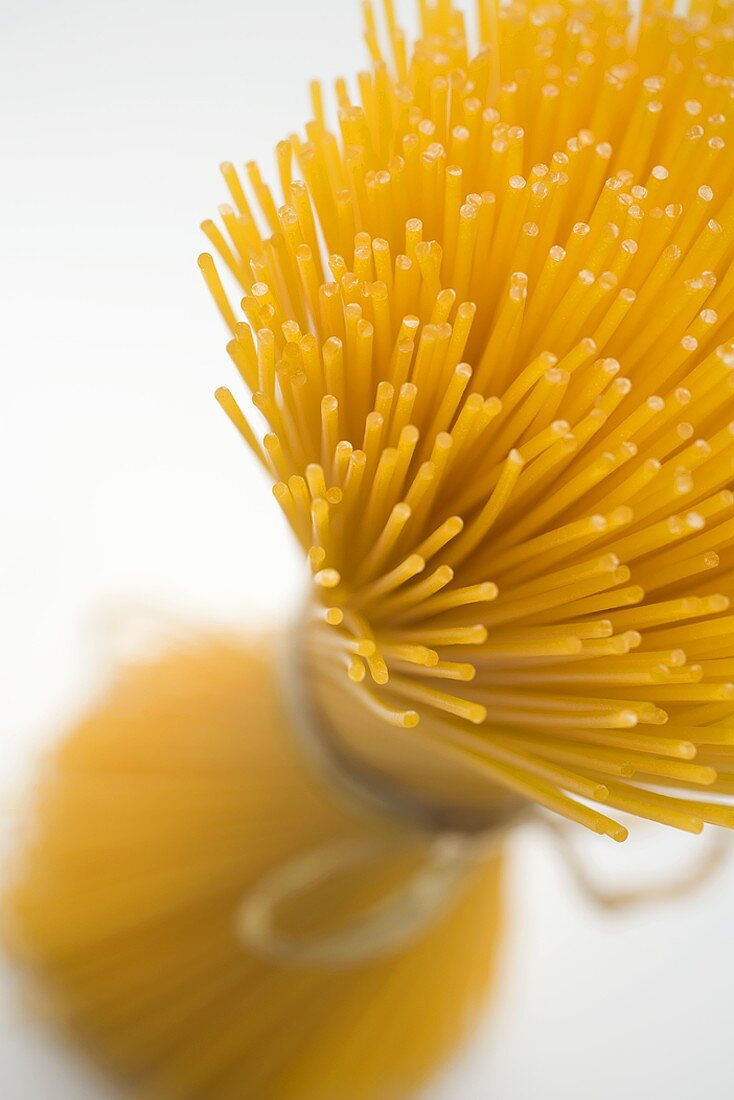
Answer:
[{"left": 6, "top": 0, "right": 734, "bottom": 1097}]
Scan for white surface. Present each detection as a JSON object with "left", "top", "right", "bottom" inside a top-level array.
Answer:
[{"left": 1, "top": 1, "right": 732, "bottom": 1097}]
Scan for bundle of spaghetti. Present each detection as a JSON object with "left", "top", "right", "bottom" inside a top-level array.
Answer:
[
  {"left": 200, "top": 0, "right": 734, "bottom": 842},
  {"left": 5, "top": 1, "right": 734, "bottom": 1099},
  {"left": 5, "top": 633, "right": 504, "bottom": 1100}
]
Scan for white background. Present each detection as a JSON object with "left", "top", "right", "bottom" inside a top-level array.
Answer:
[{"left": 1, "top": 1, "right": 732, "bottom": 1097}]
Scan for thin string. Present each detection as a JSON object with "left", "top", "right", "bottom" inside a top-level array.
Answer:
[
  {"left": 236, "top": 618, "right": 730, "bottom": 965},
  {"left": 235, "top": 619, "right": 518, "bottom": 968},
  {"left": 236, "top": 832, "right": 494, "bottom": 968},
  {"left": 541, "top": 813, "right": 730, "bottom": 911}
]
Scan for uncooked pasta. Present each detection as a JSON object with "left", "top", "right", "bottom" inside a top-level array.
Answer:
[
  {"left": 202, "top": 0, "right": 734, "bottom": 841},
  {"left": 5, "top": 1, "right": 734, "bottom": 1098}
]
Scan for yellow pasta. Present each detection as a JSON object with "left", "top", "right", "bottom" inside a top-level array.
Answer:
[
  {"left": 5, "top": 2, "right": 734, "bottom": 1098},
  {"left": 5, "top": 636, "right": 504, "bottom": 1099},
  {"left": 205, "top": 0, "right": 734, "bottom": 842}
]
